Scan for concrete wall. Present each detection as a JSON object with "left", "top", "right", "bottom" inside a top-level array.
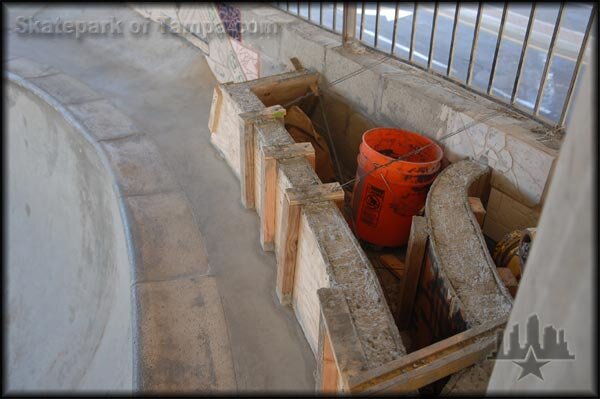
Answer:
[
  {"left": 487, "top": 34, "right": 596, "bottom": 395},
  {"left": 132, "top": 3, "right": 562, "bottom": 242},
  {"left": 6, "top": 75, "right": 133, "bottom": 391}
]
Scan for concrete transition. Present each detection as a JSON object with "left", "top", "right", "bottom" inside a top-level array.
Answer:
[{"left": 5, "top": 4, "right": 315, "bottom": 394}]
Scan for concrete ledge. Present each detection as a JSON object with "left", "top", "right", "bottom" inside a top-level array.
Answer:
[
  {"left": 424, "top": 160, "right": 513, "bottom": 393},
  {"left": 425, "top": 160, "right": 513, "bottom": 327},
  {"left": 6, "top": 57, "right": 235, "bottom": 392}
]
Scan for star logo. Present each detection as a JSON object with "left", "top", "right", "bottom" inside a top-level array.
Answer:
[{"left": 513, "top": 347, "right": 550, "bottom": 380}]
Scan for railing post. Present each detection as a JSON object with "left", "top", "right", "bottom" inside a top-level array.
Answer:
[{"left": 342, "top": 2, "right": 356, "bottom": 45}]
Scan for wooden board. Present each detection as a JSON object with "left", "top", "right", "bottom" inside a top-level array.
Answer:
[
  {"left": 249, "top": 72, "right": 319, "bottom": 107},
  {"left": 259, "top": 143, "right": 315, "bottom": 251},
  {"left": 276, "top": 191, "right": 301, "bottom": 305},
  {"left": 468, "top": 197, "right": 486, "bottom": 227},
  {"left": 277, "top": 183, "right": 342, "bottom": 306},
  {"left": 208, "top": 85, "right": 223, "bottom": 134},
  {"left": 398, "top": 216, "right": 428, "bottom": 328},
  {"left": 294, "top": 212, "right": 331, "bottom": 354},
  {"left": 348, "top": 317, "right": 507, "bottom": 394}
]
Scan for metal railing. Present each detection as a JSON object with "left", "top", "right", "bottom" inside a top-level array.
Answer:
[
  {"left": 277, "top": 2, "right": 345, "bottom": 34},
  {"left": 276, "top": 2, "right": 596, "bottom": 128}
]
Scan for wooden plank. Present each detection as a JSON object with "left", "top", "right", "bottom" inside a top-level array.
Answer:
[
  {"left": 348, "top": 317, "right": 508, "bottom": 394},
  {"left": 208, "top": 85, "right": 223, "bottom": 134},
  {"left": 239, "top": 118, "right": 255, "bottom": 209},
  {"left": 260, "top": 152, "right": 277, "bottom": 251},
  {"left": 468, "top": 196, "right": 486, "bottom": 227},
  {"left": 260, "top": 143, "right": 316, "bottom": 251},
  {"left": 398, "top": 216, "right": 428, "bottom": 328},
  {"left": 378, "top": 254, "right": 405, "bottom": 280},
  {"left": 290, "top": 57, "right": 305, "bottom": 72},
  {"left": 276, "top": 192, "right": 301, "bottom": 305},
  {"left": 249, "top": 72, "right": 319, "bottom": 107},
  {"left": 285, "top": 183, "right": 345, "bottom": 206},
  {"left": 320, "top": 322, "right": 340, "bottom": 393}
]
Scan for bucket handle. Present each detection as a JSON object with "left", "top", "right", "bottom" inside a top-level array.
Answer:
[{"left": 379, "top": 173, "right": 393, "bottom": 193}]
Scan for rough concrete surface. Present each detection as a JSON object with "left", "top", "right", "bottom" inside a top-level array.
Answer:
[{"left": 5, "top": 4, "right": 315, "bottom": 393}]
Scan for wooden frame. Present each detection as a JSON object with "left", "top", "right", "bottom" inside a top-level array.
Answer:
[
  {"left": 238, "top": 105, "right": 287, "bottom": 209},
  {"left": 260, "top": 142, "right": 315, "bottom": 251},
  {"left": 208, "top": 71, "right": 509, "bottom": 395},
  {"left": 347, "top": 317, "right": 507, "bottom": 394},
  {"left": 276, "top": 183, "right": 344, "bottom": 304},
  {"left": 317, "top": 285, "right": 507, "bottom": 394}
]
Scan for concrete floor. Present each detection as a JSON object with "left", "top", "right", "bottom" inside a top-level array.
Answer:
[{"left": 5, "top": 4, "right": 315, "bottom": 392}]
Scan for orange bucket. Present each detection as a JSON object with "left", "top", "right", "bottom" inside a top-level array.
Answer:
[{"left": 351, "top": 128, "right": 443, "bottom": 247}]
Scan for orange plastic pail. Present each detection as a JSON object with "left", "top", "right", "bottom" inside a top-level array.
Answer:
[{"left": 351, "top": 128, "right": 443, "bottom": 247}]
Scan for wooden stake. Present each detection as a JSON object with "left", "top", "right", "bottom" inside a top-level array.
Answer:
[{"left": 398, "top": 216, "right": 428, "bottom": 328}]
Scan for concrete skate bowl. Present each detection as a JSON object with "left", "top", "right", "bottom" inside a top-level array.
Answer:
[
  {"left": 6, "top": 57, "right": 220, "bottom": 393},
  {"left": 6, "top": 61, "right": 136, "bottom": 391}
]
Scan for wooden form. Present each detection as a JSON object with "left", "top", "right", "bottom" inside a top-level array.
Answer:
[
  {"left": 208, "top": 71, "right": 509, "bottom": 395},
  {"left": 317, "top": 287, "right": 507, "bottom": 394},
  {"left": 239, "top": 105, "right": 287, "bottom": 209},
  {"left": 276, "top": 183, "right": 344, "bottom": 304},
  {"left": 468, "top": 196, "right": 486, "bottom": 227},
  {"left": 346, "top": 317, "right": 507, "bottom": 394},
  {"left": 260, "top": 142, "right": 315, "bottom": 251},
  {"left": 208, "top": 85, "right": 223, "bottom": 134},
  {"left": 397, "top": 216, "right": 428, "bottom": 328}
]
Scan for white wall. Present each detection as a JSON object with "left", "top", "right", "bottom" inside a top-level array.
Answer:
[{"left": 487, "top": 34, "right": 596, "bottom": 395}]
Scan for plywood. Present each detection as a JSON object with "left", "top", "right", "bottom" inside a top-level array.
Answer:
[
  {"left": 293, "top": 213, "right": 331, "bottom": 353},
  {"left": 209, "top": 89, "right": 244, "bottom": 176},
  {"left": 248, "top": 71, "right": 319, "bottom": 107},
  {"left": 274, "top": 158, "right": 320, "bottom": 260}
]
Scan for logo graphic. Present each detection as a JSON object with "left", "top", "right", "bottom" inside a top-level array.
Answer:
[
  {"left": 360, "top": 184, "right": 385, "bottom": 227},
  {"left": 492, "top": 314, "right": 574, "bottom": 380}
]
